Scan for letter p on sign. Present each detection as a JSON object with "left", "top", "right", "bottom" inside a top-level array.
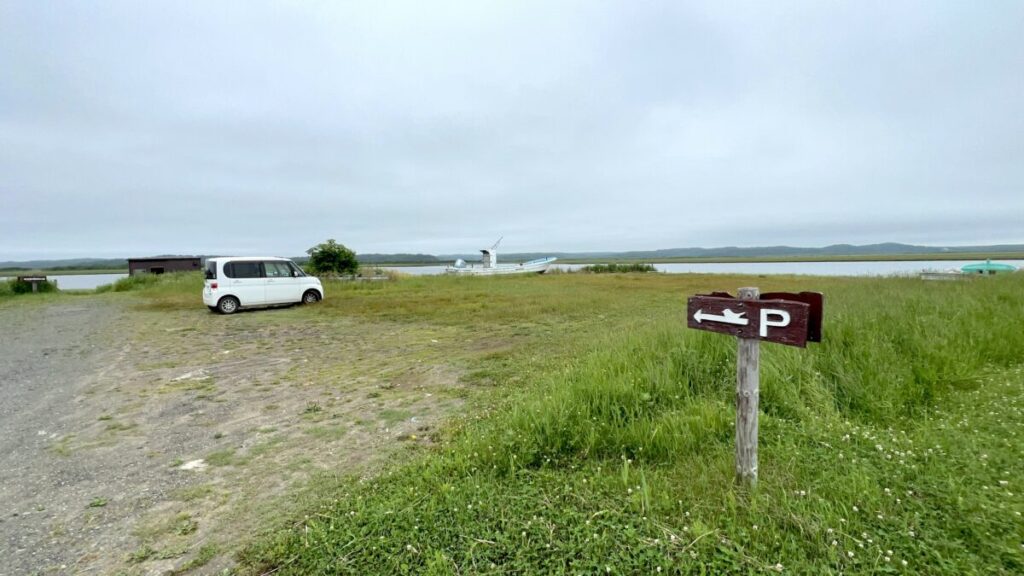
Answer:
[{"left": 759, "top": 308, "right": 790, "bottom": 337}]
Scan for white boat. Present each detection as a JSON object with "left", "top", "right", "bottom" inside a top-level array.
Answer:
[{"left": 445, "top": 238, "right": 557, "bottom": 275}]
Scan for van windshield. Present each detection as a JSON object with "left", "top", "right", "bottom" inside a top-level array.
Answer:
[{"left": 288, "top": 262, "right": 306, "bottom": 277}]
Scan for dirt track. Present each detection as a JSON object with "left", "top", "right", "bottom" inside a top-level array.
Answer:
[{"left": 0, "top": 296, "right": 464, "bottom": 575}]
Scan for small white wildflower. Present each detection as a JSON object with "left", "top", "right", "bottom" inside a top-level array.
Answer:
[
  {"left": 774, "top": 562, "right": 783, "bottom": 572},
  {"left": 847, "top": 551, "right": 855, "bottom": 558}
]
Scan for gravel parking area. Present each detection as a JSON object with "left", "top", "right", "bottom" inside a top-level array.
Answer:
[{"left": 0, "top": 297, "right": 464, "bottom": 575}]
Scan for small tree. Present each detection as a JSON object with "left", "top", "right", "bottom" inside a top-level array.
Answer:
[{"left": 306, "top": 239, "right": 358, "bottom": 276}]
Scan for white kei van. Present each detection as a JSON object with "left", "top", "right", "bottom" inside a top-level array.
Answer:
[{"left": 202, "top": 257, "right": 323, "bottom": 314}]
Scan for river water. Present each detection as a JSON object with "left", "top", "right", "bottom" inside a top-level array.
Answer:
[
  {"left": 48, "top": 273, "right": 128, "bottom": 290},
  {"left": 0, "top": 273, "right": 130, "bottom": 290},
  {"left": 4, "top": 259, "right": 1021, "bottom": 290},
  {"left": 386, "top": 259, "right": 1024, "bottom": 277}
]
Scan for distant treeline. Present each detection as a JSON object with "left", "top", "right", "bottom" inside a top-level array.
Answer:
[{"left": 356, "top": 253, "right": 441, "bottom": 264}]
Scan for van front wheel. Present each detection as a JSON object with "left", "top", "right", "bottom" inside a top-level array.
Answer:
[
  {"left": 217, "top": 296, "right": 240, "bottom": 314},
  {"left": 302, "top": 290, "right": 321, "bottom": 305}
]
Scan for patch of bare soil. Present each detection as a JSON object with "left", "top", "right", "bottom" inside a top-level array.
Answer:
[{"left": 0, "top": 299, "right": 467, "bottom": 575}]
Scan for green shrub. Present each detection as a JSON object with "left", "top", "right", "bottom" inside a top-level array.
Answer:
[
  {"left": 581, "top": 262, "right": 658, "bottom": 273},
  {"left": 3, "top": 278, "right": 57, "bottom": 295},
  {"left": 306, "top": 239, "right": 359, "bottom": 276}
]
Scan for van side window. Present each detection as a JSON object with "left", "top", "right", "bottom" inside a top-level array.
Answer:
[
  {"left": 225, "top": 262, "right": 262, "bottom": 279},
  {"left": 288, "top": 262, "right": 305, "bottom": 277},
  {"left": 264, "top": 261, "right": 292, "bottom": 278}
]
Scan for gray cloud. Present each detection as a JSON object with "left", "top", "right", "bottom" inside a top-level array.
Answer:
[{"left": 2, "top": 1, "right": 1022, "bottom": 259}]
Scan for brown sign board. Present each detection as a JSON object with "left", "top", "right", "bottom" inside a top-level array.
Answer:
[
  {"left": 17, "top": 276, "right": 47, "bottom": 282},
  {"left": 760, "top": 292, "right": 823, "bottom": 342},
  {"left": 687, "top": 294, "right": 815, "bottom": 347}
]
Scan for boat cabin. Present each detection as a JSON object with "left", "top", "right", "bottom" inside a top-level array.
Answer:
[{"left": 480, "top": 248, "right": 497, "bottom": 268}]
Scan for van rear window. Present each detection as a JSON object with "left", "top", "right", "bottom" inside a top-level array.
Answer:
[{"left": 205, "top": 262, "right": 217, "bottom": 280}]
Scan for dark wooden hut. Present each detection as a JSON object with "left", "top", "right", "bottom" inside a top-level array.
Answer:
[{"left": 128, "top": 257, "right": 201, "bottom": 275}]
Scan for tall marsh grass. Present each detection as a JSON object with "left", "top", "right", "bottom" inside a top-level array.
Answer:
[
  {"left": 475, "top": 276, "right": 1024, "bottom": 471},
  {"left": 581, "top": 262, "right": 658, "bottom": 273}
]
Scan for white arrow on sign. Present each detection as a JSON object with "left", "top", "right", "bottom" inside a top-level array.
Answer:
[{"left": 693, "top": 308, "right": 749, "bottom": 326}]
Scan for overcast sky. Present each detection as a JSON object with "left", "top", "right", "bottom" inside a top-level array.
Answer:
[{"left": 2, "top": 1, "right": 1022, "bottom": 260}]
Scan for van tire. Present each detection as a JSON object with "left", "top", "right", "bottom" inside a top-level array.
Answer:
[
  {"left": 302, "top": 290, "right": 321, "bottom": 305},
  {"left": 217, "top": 296, "right": 240, "bottom": 314}
]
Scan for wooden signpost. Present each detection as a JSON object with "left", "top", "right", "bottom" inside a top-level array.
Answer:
[
  {"left": 687, "top": 288, "right": 823, "bottom": 487},
  {"left": 17, "top": 275, "right": 48, "bottom": 293}
]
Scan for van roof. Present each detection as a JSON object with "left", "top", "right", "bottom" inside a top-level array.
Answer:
[{"left": 208, "top": 256, "right": 293, "bottom": 263}]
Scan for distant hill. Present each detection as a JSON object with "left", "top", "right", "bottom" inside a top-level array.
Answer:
[{"left": 3, "top": 243, "right": 1022, "bottom": 270}]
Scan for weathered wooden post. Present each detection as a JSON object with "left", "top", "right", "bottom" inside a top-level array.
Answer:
[
  {"left": 735, "top": 287, "right": 759, "bottom": 487},
  {"left": 687, "top": 288, "right": 823, "bottom": 488}
]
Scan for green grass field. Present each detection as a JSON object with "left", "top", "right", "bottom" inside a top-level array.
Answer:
[
  {"left": 241, "top": 273, "right": 1023, "bottom": 575},
  {"left": 14, "top": 270, "right": 1024, "bottom": 574}
]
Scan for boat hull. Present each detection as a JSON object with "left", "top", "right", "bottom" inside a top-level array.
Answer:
[{"left": 445, "top": 257, "right": 557, "bottom": 276}]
